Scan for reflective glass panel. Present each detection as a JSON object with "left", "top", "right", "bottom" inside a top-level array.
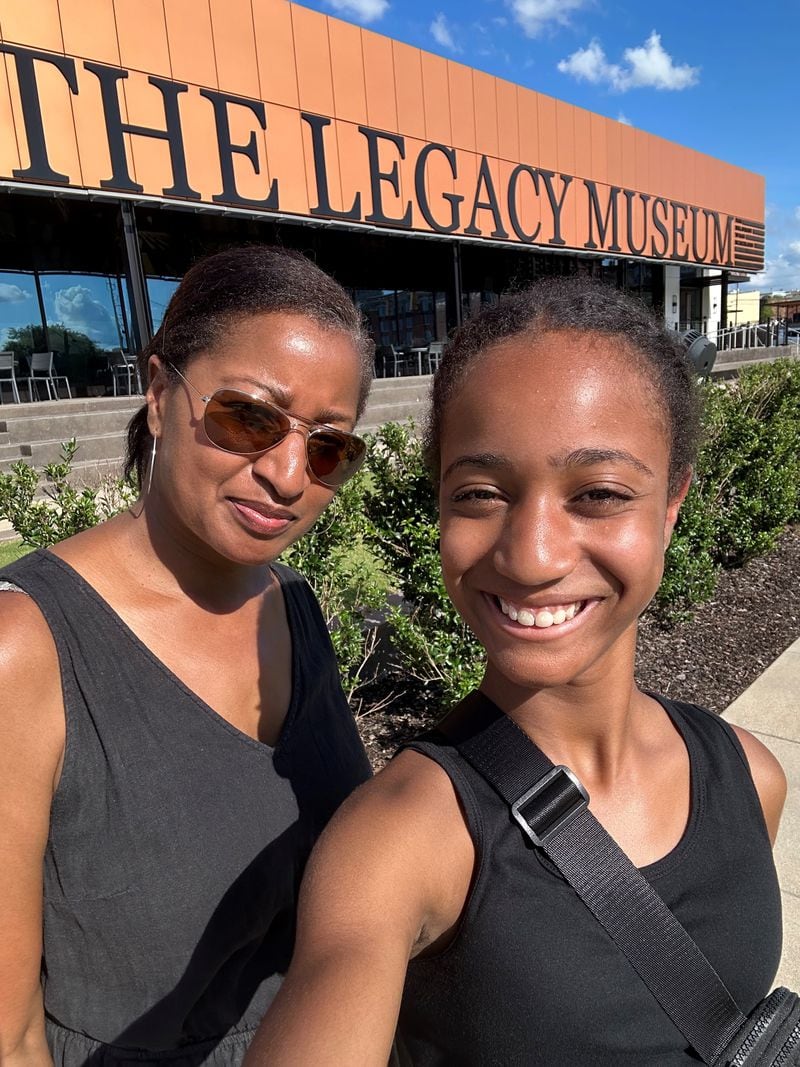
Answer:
[{"left": 147, "top": 277, "right": 180, "bottom": 332}]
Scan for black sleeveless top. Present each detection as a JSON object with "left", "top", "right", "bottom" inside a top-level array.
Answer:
[
  {"left": 398, "top": 692, "right": 782, "bottom": 1066},
  {"left": 0, "top": 549, "right": 372, "bottom": 1066}
]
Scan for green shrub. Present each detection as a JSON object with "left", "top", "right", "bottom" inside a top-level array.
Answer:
[
  {"left": 656, "top": 360, "right": 800, "bottom": 616},
  {"left": 362, "top": 422, "right": 485, "bottom": 703},
  {"left": 658, "top": 480, "right": 720, "bottom": 615},
  {"left": 698, "top": 360, "right": 800, "bottom": 566},
  {"left": 0, "top": 439, "right": 135, "bottom": 548},
  {"left": 283, "top": 467, "right": 398, "bottom": 710}
]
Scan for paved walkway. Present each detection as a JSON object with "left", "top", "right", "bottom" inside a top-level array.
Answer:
[{"left": 724, "top": 637, "right": 800, "bottom": 989}]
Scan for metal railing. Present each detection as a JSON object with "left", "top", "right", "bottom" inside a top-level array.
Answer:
[
  {"left": 713, "top": 322, "right": 799, "bottom": 352},
  {"left": 676, "top": 321, "right": 800, "bottom": 352}
]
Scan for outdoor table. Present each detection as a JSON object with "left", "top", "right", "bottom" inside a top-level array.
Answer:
[{"left": 407, "top": 347, "right": 428, "bottom": 375}]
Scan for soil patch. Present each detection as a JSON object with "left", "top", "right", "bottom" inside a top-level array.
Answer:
[{"left": 358, "top": 527, "right": 800, "bottom": 768}]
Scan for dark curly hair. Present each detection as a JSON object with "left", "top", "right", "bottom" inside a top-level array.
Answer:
[
  {"left": 125, "top": 245, "right": 373, "bottom": 486},
  {"left": 425, "top": 276, "right": 701, "bottom": 497}
]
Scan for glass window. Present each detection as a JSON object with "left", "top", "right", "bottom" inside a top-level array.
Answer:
[
  {"left": 0, "top": 271, "right": 43, "bottom": 362},
  {"left": 147, "top": 277, "right": 181, "bottom": 332},
  {"left": 40, "top": 273, "right": 132, "bottom": 352},
  {"left": 40, "top": 272, "right": 133, "bottom": 391},
  {"left": 355, "top": 290, "right": 398, "bottom": 347}
]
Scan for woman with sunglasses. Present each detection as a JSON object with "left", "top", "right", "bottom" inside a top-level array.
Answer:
[
  {"left": 0, "top": 245, "right": 373, "bottom": 1066},
  {"left": 244, "top": 277, "right": 786, "bottom": 1066}
]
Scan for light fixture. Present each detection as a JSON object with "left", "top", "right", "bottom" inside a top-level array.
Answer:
[{"left": 671, "top": 294, "right": 678, "bottom": 313}]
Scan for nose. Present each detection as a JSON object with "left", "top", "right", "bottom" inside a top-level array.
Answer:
[
  {"left": 250, "top": 427, "right": 311, "bottom": 501},
  {"left": 494, "top": 495, "right": 578, "bottom": 587}
]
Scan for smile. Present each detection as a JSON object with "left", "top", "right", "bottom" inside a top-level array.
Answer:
[{"left": 496, "top": 597, "right": 586, "bottom": 629}]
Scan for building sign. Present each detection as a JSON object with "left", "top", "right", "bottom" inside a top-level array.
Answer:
[{"left": 0, "top": 29, "right": 764, "bottom": 272}]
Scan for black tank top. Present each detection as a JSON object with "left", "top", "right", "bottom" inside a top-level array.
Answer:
[
  {"left": 399, "top": 692, "right": 782, "bottom": 1066},
  {"left": 0, "top": 549, "right": 372, "bottom": 1066}
]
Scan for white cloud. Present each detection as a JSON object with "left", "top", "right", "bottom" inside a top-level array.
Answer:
[
  {"left": 744, "top": 214, "right": 800, "bottom": 293},
  {"left": 558, "top": 39, "right": 615, "bottom": 84},
  {"left": 430, "top": 12, "right": 460, "bottom": 53},
  {"left": 623, "top": 31, "right": 698, "bottom": 89},
  {"left": 794, "top": 206, "right": 800, "bottom": 222},
  {"left": 508, "top": 0, "right": 588, "bottom": 38},
  {"left": 617, "top": 112, "right": 632, "bottom": 126},
  {"left": 0, "top": 283, "right": 32, "bottom": 303},
  {"left": 325, "top": 0, "right": 388, "bottom": 22},
  {"left": 558, "top": 31, "right": 699, "bottom": 92},
  {"left": 54, "top": 285, "right": 114, "bottom": 342}
]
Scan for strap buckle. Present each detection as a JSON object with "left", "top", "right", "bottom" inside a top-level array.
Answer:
[{"left": 511, "top": 765, "right": 590, "bottom": 848}]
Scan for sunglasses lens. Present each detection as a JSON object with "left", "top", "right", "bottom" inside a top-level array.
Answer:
[
  {"left": 204, "top": 391, "right": 289, "bottom": 454},
  {"left": 202, "top": 389, "right": 366, "bottom": 486},
  {"left": 307, "top": 431, "right": 367, "bottom": 488}
]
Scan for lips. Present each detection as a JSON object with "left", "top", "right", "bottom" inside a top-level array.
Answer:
[{"left": 229, "top": 498, "right": 296, "bottom": 534}]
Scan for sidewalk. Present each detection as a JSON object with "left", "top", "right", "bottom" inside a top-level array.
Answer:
[{"left": 724, "top": 637, "right": 800, "bottom": 989}]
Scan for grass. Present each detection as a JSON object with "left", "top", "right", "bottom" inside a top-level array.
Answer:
[{"left": 0, "top": 539, "right": 33, "bottom": 567}]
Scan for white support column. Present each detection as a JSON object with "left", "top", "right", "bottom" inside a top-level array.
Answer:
[
  {"left": 663, "top": 264, "right": 680, "bottom": 331},
  {"left": 704, "top": 271, "right": 722, "bottom": 336}
]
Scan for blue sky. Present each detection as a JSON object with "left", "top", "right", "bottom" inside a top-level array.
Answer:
[{"left": 310, "top": 0, "right": 797, "bottom": 293}]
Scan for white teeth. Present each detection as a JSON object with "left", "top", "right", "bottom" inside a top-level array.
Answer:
[{"left": 497, "top": 597, "right": 584, "bottom": 629}]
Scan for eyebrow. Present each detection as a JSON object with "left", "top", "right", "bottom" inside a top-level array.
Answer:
[
  {"left": 554, "top": 448, "right": 655, "bottom": 478},
  {"left": 442, "top": 452, "right": 514, "bottom": 480},
  {"left": 222, "top": 376, "right": 352, "bottom": 427},
  {"left": 442, "top": 448, "right": 654, "bottom": 480}
]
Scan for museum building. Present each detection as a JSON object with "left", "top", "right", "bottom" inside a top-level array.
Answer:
[{"left": 0, "top": 0, "right": 765, "bottom": 394}]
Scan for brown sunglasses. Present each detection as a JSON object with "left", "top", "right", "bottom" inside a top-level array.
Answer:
[{"left": 167, "top": 363, "right": 367, "bottom": 489}]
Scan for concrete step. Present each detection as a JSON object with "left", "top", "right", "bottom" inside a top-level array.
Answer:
[
  {"left": 0, "top": 396, "right": 142, "bottom": 424},
  {"left": 0, "top": 405, "right": 139, "bottom": 444},
  {"left": 19, "top": 432, "right": 129, "bottom": 468},
  {"left": 360, "top": 375, "right": 431, "bottom": 431},
  {"left": 359, "top": 401, "right": 427, "bottom": 432},
  {"left": 714, "top": 345, "right": 798, "bottom": 365},
  {"left": 712, "top": 351, "right": 800, "bottom": 379}
]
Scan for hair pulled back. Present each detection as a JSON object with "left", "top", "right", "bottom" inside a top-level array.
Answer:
[
  {"left": 425, "top": 276, "right": 701, "bottom": 497},
  {"left": 125, "top": 245, "right": 373, "bottom": 486}
]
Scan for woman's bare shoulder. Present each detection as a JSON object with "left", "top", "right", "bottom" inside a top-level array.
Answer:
[
  {"left": 728, "top": 723, "right": 787, "bottom": 845},
  {"left": 0, "top": 588, "right": 65, "bottom": 764},
  {"left": 333, "top": 745, "right": 468, "bottom": 833}
]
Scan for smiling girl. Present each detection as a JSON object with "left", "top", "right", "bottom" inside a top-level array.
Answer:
[{"left": 245, "top": 276, "right": 786, "bottom": 1066}]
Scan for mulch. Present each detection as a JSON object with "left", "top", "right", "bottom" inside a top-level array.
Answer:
[{"left": 358, "top": 526, "right": 800, "bottom": 768}]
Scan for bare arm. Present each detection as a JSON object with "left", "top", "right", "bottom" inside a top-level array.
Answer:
[
  {"left": 0, "top": 593, "right": 65, "bottom": 1065},
  {"left": 730, "top": 724, "right": 787, "bottom": 845},
  {"left": 244, "top": 751, "right": 474, "bottom": 1067}
]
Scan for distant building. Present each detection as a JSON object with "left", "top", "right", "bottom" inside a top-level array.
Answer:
[{"left": 725, "top": 288, "right": 761, "bottom": 327}]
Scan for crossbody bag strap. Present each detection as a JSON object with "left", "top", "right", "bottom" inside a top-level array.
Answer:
[{"left": 457, "top": 699, "right": 747, "bottom": 1066}]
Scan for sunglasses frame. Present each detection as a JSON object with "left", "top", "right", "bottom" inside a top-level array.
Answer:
[{"left": 163, "top": 362, "right": 367, "bottom": 489}]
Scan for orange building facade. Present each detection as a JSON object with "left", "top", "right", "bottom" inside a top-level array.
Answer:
[{"left": 0, "top": 0, "right": 766, "bottom": 390}]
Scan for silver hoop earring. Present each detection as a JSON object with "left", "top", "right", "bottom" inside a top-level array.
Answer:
[{"left": 145, "top": 437, "right": 157, "bottom": 496}]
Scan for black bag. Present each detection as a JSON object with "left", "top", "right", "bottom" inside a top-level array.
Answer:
[{"left": 454, "top": 695, "right": 800, "bottom": 1067}]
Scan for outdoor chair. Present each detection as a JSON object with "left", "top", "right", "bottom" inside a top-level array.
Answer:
[
  {"left": 0, "top": 350, "right": 21, "bottom": 403},
  {"left": 27, "top": 351, "right": 72, "bottom": 401},
  {"left": 425, "top": 342, "right": 445, "bottom": 374},
  {"left": 375, "top": 344, "right": 410, "bottom": 378},
  {"left": 108, "top": 348, "right": 142, "bottom": 395}
]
